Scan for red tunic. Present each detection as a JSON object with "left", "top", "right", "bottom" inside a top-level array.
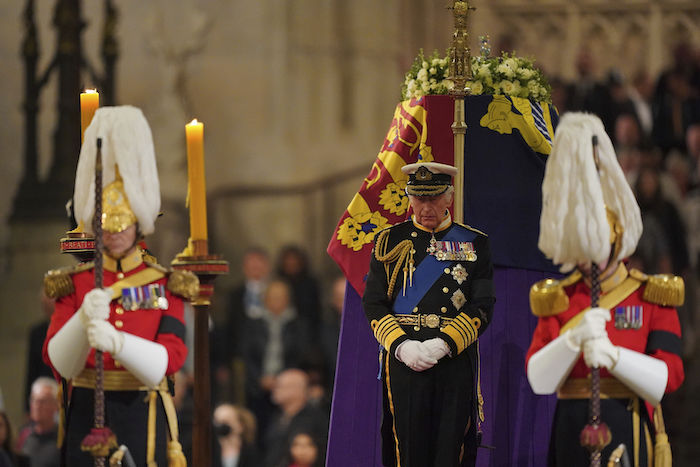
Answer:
[
  {"left": 42, "top": 249, "right": 187, "bottom": 376},
  {"left": 526, "top": 271, "right": 684, "bottom": 394}
]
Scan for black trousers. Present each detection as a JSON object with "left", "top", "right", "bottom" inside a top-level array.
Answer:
[
  {"left": 549, "top": 398, "right": 652, "bottom": 467},
  {"left": 381, "top": 349, "right": 475, "bottom": 467},
  {"left": 63, "top": 387, "right": 167, "bottom": 467}
]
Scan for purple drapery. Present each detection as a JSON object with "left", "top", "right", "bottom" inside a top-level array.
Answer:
[{"left": 326, "top": 267, "right": 558, "bottom": 467}]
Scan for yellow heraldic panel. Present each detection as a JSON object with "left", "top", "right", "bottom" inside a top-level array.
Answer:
[
  {"left": 336, "top": 193, "right": 390, "bottom": 251},
  {"left": 480, "top": 95, "right": 552, "bottom": 155}
]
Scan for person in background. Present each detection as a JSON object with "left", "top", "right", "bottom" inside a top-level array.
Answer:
[
  {"left": 276, "top": 246, "right": 321, "bottom": 338},
  {"left": 213, "top": 403, "right": 259, "bottom": 467},
  {"left": 215, "top": 247, "right": 272, "bottom": 405},
  {"left": 23, "top": 289, "right": 55, "bottom": 416},
  {"left": 285, "top": 431, "right": 322, "bottom": 467},
  {"left": 263, "top": 369, "right": 328, "bottom": 467},
  {"left": 0, "top": 410, "right": 25, "bottom": 467},
  {"left": 15, "top": 378, "right": 59, "bottom": 467},
  {"left": 239, "top": 280, "right": 311, "bottom": 438}
]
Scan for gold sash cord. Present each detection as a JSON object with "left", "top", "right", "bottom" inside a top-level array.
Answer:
[{"left": 72, "top": 369, "right": 186, "bottom": 467}]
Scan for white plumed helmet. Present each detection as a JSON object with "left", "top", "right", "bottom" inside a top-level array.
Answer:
[
  {"left": 73, "top": 106, "right": 161, "bottom": 236},
  {"left": 538, "top": 112, "right": 642, "bottom": 272}
]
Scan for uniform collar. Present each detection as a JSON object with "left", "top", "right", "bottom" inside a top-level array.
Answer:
[
  {"left": 582, "top": 262, "right": 628, "bottom": 293},
  {"left": 103, "top": 247, "right": 143, "bottom": 273},
  {"left": 411, "top": 212, "right": 452, "bottom": 233}
]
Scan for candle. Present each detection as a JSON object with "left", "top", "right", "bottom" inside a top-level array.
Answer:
[
  {"left": 185, "top": 119, "right": 208, "bottom": 243},
  {"left": 80, "top": 89, "right": 99, "bottom": 143}
]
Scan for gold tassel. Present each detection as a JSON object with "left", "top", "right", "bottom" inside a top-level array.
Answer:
[
  {"left": 109, "top": 449, "right": 125, "bottom": 466},
  {"left": 167, "top": 440, "right": 187, "bottom": 467},
  {"left": 653, "top": 406, "right": 672, "bottom": 467},
  {"left": 147, "top": 390, "right": 158, "bottom": 467}
]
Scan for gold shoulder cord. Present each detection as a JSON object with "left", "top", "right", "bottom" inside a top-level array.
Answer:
[{"left": 374, "top": 229, "right": 414, "bottom": 297}]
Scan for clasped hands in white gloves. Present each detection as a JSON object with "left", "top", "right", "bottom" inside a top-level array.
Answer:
[
  {"left": 87, "top": 320, "right": 124, "bottom": 354},
  {"left": 396, "top": 338, "right": 449, "bottom": 372},
  {"left": 80, "top": 287, "right": 125, "bottom": 354},
  {"left": 583, "top": 335, "right": 619, "bottom": 369},
  {"left": 565, "top": 307, "right": 610, "bottom": 351},
  {"left": 79, "top": 288, "right": 112, "bottom": 325}
]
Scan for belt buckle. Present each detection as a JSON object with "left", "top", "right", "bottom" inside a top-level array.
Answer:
[{"left": 424, "top": 314, "right": 440, "bottom": 329}]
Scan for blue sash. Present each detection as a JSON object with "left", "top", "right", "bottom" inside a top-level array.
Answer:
[{"left": 392, "top": 225, "right": 476, "bottom": 315}]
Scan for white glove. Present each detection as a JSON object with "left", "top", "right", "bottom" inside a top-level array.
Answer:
[
  {"left": 565, "top": 307, "right": 610, "bottom": 351},
  {"left": 583, "top": 335, "right": 620, "bottom": 369},
  {"left": 396, "top": 340, "right": 437, "bottom": 371},
  {"left": 423, "top": 338, "right": 450, "bottom": 360},
  {"left": 79, "top": 288, "right": 112, "bottom": 325},
  {"left": 87, "top": 320, "right": 124, "bottom": 354}
]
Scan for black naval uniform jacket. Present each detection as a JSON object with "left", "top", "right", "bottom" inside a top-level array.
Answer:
[{"left": 362, "top": 217, "right": 495, "bottom": 467}]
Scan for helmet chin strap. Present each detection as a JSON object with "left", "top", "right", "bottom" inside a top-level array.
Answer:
[{"left": 104, "top": 225, "right": 142, "bottom": 259}]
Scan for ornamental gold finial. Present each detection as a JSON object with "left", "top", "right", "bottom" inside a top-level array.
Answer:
[{"left": 448, "top": 0, "right": 475, "bottom": 97}]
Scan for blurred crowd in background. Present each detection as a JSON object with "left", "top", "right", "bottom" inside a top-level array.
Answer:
[{"left": 1, "top": 41, "right": 699, "bottom": 467}]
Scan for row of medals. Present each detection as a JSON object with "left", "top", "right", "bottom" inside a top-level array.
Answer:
[
  {"left": 120, "top": 284, "right": 169, "bottom": 311},
  {"left": 427, "top": 235, "right": 477, "bottom": 262}
]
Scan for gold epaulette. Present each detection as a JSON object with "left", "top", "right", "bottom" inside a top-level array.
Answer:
[
  {"left": 456, "top": 222, "right": 488, "bottom": 237},
  {"left": 43, "top": 262, "right": 94, "bottom": 299},
  {"left": 629, "top": 269, "right": 685, "bottom": 307},
  {"left": 167, "top": 269, "right": 200, "bottom": 301},
  {"left": 529, "top": 271, "right": 582, "bottom": 317}
]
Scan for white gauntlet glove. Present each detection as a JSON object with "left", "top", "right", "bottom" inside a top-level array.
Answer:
[
  {"left": 87, "top": 320, "right": 124, "bottom": 354},
  {"left": 79, "top": 288, "right": 112, "bottom": 325},
  {"left": 583, "top": 335, "right": 619, "bottom": 369},
  {"left": 423, "top": 338, "right": 450, "bottom": 360},
  {"left": 396, "top": 340, "right": 438, "bottom": 372},
  {"left": 565, "top": 307, "right": 610, "bottom": 351}
]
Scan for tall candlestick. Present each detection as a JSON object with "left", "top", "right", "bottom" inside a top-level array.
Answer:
[
  {"left": 185, "top": 119, "right": 208, "bottom": 244},
  {"left": 80, "top": 89, "right": 99, "bottom": 143}
]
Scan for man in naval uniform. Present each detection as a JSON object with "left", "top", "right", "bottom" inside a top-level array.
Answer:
[
  {"left": 526, "top": 113, "right": 685, "bottom": 467},
  {"left": 42, "top": 106, "right": 198, "bottom": 467},
  {"left": 362, "top": 162, "right": 495, "bottom": 467}
]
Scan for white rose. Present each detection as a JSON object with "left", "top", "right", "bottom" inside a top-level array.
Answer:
[
  {"left": 503, "top": 58, "right": 518, "bottom": 71},
  {"left": 510, "top": 80, "right": 522, "bottom": 96},
  {"left": 469, "top": 81, "right": 484, "bottom": 95},
  {"left": 417, "top": 69, "right": 428, "bottom": 81},
  {"left": 441, "top": 79, "right": 455, "bottom": 90},
  {"left": 500, "top": 80, "right": 516, "bottom": 94},
  {"left": 528, "top": 80, "right": 541, "bottom": 98},
  {"left": 422, "top": 61, "right": 429, "bottom": 69},
  {"left": 429, "top": 67, "right": 436, "bottom": 74},
  {"left": 477, "top": 64, "right": 491, "bottom": 78},
  {"left": 518, "top": 68, "right": 534, "bottom": 80},
  {"left": 497, "top": 63, "right": 515, "bottom": 79}
]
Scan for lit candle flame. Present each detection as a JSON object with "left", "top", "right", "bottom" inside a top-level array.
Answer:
[{"left": 188, "top": 118, "right": 199, "bottom": 125}]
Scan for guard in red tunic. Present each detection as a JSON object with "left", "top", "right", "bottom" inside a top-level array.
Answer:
[
  {"left": 42, "top": 106, "right": 198, "bottom": 467},
  {"left": 525, "top": 113, "right": 684, "bottom": 467}
]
